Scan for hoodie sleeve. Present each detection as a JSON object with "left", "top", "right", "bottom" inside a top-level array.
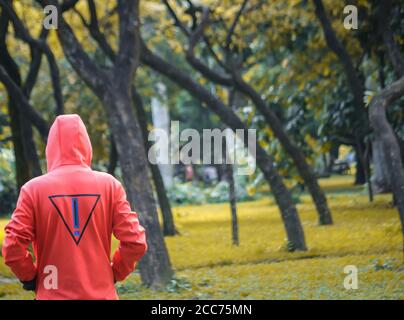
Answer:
[
  {"left": 111, "top": 181, "right": 147, "bottom": 282},
  {"left": 2, "top": 186, "right": 37, "bottom": 281}
]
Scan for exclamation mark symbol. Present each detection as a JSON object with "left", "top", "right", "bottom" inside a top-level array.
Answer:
[{"left": 72, "top": 198, "right": 80, "bottom": 237}]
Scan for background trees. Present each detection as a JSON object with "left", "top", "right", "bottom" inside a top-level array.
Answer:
[
  {"left": 0, "top": 0, "right": 403, "bottom": 287},
  {"left": 161, "top": 0, "right": 333, "bottom": 225}
]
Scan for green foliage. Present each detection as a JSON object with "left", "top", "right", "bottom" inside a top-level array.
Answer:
[
  {"left": 165, "top": 277, "right": 192, "bottom": 293},
  {"left": 372, "top": 259, "right": 395, "bottom": 271},
  {"left": 0, "top": 148, "right": 16, "bottom": 217},
  {"left": 116, "top": 276, "right": 192, "bottom": 295},
  {"left": 167, "top": 179, "right": 207, "bottom": 205},
  {"left": 208, "top": 177, "right": 253, "bottom": 203},
  {"left": 167, "top": 176, "right": 255, "bottom": 205}
]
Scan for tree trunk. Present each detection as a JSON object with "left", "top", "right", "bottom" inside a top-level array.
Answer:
[
  {"left": 354, "top": 139, "right": 373, "bottom": 202},
  {"left": 371, "top": 139, "right": 391, "bottom": 193},
  {"left": 369, "top": 76, "right": 404, "bottom": 252},
  {"left": 223, "top": 140, "right": 239, "bottom": 246},
  {"left": 327, "top": 143, "right": 339, "bottom": 173},
  {"left": 132, "top": 89, "right": 177, "bottom": 236},
  {"left": 312, "top": 0, "right": 374, "bottom": 200},
  {"left": 354, "top": 146, "right": 366, "bottom": 185},
  {"left": 399, "top": 138, "right": 404, "bottom": 165},
  {"left": 6, "top": 101, "right": 31, "bottom": 189},
  {"left": 20, "top": 115, "right": 42, "bottom": 177},
  {"left": 107, "top": 136, "right": 118, "bottom": 176},
  {"left": 234, "top": 78, "right": 333, "bottom": 225},
  {"left": 0, "top": 13, "right": 42, "bottom": 188},
  {"left": 104, "top": 88, "right": 174, "bottom": 287}
]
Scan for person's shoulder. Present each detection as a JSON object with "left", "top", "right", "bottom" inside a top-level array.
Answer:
[
  {"left": 91, "top": 171, "right": 125, "bottom": 198},
  {"left": 22, "top": 174, "right": 49, "bottom": 190},
  {"left": 91, "top": 170, "right": 122, "bottom": 187},
  {"left": 19, "top": 173, "right": 53, "bottom": 197}
]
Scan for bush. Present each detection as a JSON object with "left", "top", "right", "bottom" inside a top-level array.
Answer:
[
  {"left": 207, "top": 179, "right": 253, "bottom": 203},
  {"left": 0, "top": 181, "right": 16, "bottom": 217},
  {"left": 167, "top": 176, "right": 255, "bottom": 205},
  {"left": 0, "top": 149, "right": 17, "bottom": 216},
  {"left": 167, "top": 179, "right": 207, "bottom": 205}
]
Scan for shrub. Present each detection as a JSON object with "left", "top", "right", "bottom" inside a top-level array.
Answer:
[{"left": 0, "top": 149, "right": 17, "bottom": 217}]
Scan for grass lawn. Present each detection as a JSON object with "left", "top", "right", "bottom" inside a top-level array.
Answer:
[{"left": 0, "top": 175, "right": 403, "bottom": 299}]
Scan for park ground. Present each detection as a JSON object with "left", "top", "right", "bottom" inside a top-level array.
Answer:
[{"left": 0, "top": 176, "right": 402, "bottom": 299}]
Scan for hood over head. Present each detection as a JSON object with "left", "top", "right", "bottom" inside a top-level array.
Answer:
[{"left": 46, "top": 114, "right": 92, "bottom": 172}]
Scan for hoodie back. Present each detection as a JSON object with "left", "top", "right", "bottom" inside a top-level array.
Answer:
[{"left": 2, "top": 115, "right": 147, "bottom": 300}]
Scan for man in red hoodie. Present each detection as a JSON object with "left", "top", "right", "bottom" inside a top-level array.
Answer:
[{"left": 2, "top": 114, "right": 147, "bottom": 299}]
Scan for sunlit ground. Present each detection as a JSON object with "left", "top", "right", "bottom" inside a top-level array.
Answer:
[{"left": 0, "top": 175, "right": 403, "bottom": 299}]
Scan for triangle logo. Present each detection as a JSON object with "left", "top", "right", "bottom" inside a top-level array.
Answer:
[{"left": 49, "top": 194, "right": 101, "bottom": 245}]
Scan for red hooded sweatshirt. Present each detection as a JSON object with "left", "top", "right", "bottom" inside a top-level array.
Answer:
[{"left": 2, "top": 114, "right": 147, "bottom": 299}]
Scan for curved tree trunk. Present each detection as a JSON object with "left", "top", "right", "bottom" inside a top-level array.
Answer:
[
  {"left": 369, "top": 76, "right": 404, "bottom": 252},
  {"left": 0, "top": 13, "right": 42, "bottom": 188},
  {"left": 107, "top": 136, "right": 118, "bottom": 175},
  {"left": 235, "top": 78, "right": 332, "bottom": 225},
  {"left": 312, "top": 0, "right": 374, "bottom": 201}
]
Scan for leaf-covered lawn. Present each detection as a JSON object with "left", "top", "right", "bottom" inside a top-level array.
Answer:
[{"left": 0, "top": 176, "right": 403, "bottom": 299}]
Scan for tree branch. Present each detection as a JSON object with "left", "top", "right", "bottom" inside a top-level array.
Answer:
[
  {"left": 114, "top": 0, "right": 140, "bottom": 84},
  {"left": 162, "top": 0, "right": 190, "bottom": 36},
  {"left": 312, "top": 0, "right": 364, "bottom": 108},
  {"left": 188, "top": 6, "right": 210, "bottom": 51},
  {"left": 184, "top": 7, "right": 234, "bottom": 86},
  {"left": 202, "top": 34, "right": 228, "bottom": 70},
  {"left": 38, "top": 0, "right": 110, "bottom": 96},
  {"left": 23, "top": 27, "right": 49, "bottom": 97},
  {"left": 372, "top": 76, "right": 404, "bottom": 109},
  {"left": 225, "top": 0, "right": 248, "bottom": 51},
  {"left": 73, "top": 0, "right": 116, "bottom": 61},
  {"left": 0, "top": 65, "right": 49, "bottom": 139},
  {"left": 60, "top": 0, "right": 80, "bottom": 12},
  {"left": 378, "top": 0, "right": 404, "bottom": 78},
  {"left": 140, "top": 40, "right": 244, "bottom": 132},
  {"left": 0, "top": 0, "right": 64, "bottom": 115}
]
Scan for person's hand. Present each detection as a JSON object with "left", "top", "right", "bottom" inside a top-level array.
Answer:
[{"left": 20, "top": 277, "right": 36, "bottom": 291}]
